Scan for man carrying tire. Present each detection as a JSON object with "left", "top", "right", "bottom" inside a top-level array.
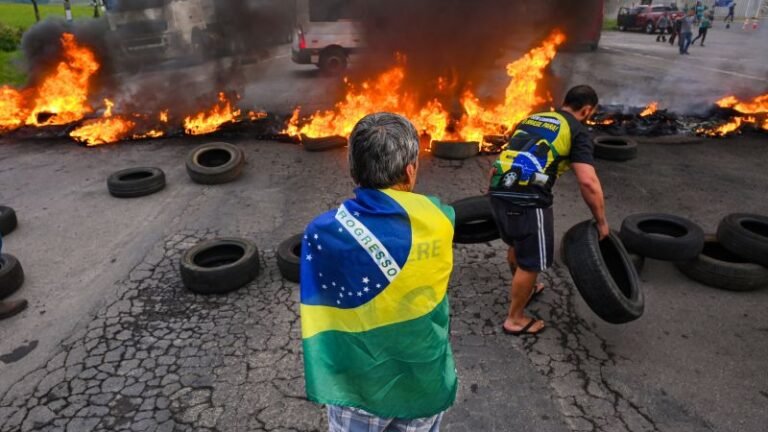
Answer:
[
  {"left": 488, "top": 85, "right": 609, "bottom": 336},
  {"left": 300, "top": 113, "right": 457, "bottom": 431}
]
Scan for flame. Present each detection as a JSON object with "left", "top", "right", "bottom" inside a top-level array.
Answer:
[
  {"left": 70, "top": 116, "right": 137, "bottom": 146},
  {"left": 286, "top": 30, "right": 566, "bottom": 142},
  {"left": 587, "top": 118, "right": 615, "bottom": 126},
  {"left": 697, "top": 116, "right": 764, "bottom": 137},
  {"left": 640, "top": 102, "right": 659, "bottom": 117},
  {"left": 159, "top": 110, "right": 169, "bottom": 123},
  {"left": 183, "top": 92, "right": 242, "bottom": 136},
  {"left": 717, "top": 94, "right": 768, "bottom": 114},
  {"left": 248, "top": 111, "right": 268, "bottom": 121},
  {"left": 0, "top": 87, "right": 24, "bottom": 133}
]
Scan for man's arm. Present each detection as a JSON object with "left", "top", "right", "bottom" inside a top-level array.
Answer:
[{"left": 572, "top": 162, "right": 609, "bottom": 239}]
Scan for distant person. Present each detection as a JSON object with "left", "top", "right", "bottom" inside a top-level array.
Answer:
[
  {"left": 669, "top": 15, "right": 683, "bottom": 46},
  {"left": 656, "top": 13, "right": 672, "bottom": 42},
  {"left": 0, "top": 235, "right": 28, "bottom": 321},
  {"left": 679, "top": 9, "right": 696, "bottom": 54},
  {"left": 694, "top": 1, "right": 707, "bottom": 23},
  {"left": 725, "top": 1, "right": 736, "bottom": 27},
  {"left": 691, "top": 11, "right": 714, "bottom": 46}
]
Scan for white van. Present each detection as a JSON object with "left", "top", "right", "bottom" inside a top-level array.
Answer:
[{"left": 291, "top": 0, "right": 365, "bottom": 74}]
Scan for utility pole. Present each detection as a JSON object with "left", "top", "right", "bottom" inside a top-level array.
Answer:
[
  {"left": 30, "top": 0, "right": 40, "bottom": 22},
  {"left": 63, "top": 0, "right": 73, "bottom": 22}
]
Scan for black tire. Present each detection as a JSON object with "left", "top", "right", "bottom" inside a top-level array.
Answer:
[
  {"left": 302, "top": 135, "right": 347, "bottom": 152},
  {"left": 451, "top": 196, "right": 500, "bottom": 244},
  {"left": 593, "top": 136, "right": 638, "bottom": 162},
  {"left": 180, "top": 238, "right": 260, "bottom": 295},
  {"left": 186, "top": 142, "right": 245, "bottom": 185},
  {"left": 0, "top": 254, "right": 25, "bottom": 300},
  {"left": 676, "top": 235, "right": 768, "bottom": 291},
  {"left": 563, "top": 221, "right": 644, "bottom": 324},
  {"left": 277, "top": 234, "right": 303, "bottom": 283},
  {"left": 0, "top": 206, "right": 18, "bottom": 236},
  {"left": 107, "top": 167, "right": 166, "bottom": 198},
  {"left": 717, "top": 213, "right": 768, "bottom": 267},
  {"left": 619, "top": 213, "right": 705, "bottom": 261},
  {"left": 319, "top": 48, "right": 347, "bottom": 75},
  {"left": 432, "top": 141, "right": 480, "bottom": 160},
  {"left": 561, "top": 231, "right": 645, "bottom": 273}
]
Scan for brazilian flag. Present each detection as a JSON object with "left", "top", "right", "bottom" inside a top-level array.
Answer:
[{"left": 300, "top": 188, "right": 457, "bottom": 419}]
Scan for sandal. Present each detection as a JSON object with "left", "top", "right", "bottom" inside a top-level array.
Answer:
[{"left": 502, "top": 318, "right": 545, "bottom": 336}]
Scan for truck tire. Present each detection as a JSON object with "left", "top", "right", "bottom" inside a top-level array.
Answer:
[
  {"left": 563, "top": 221, "right": 644, "bottom": 324},
  {"left": 277, "top": 234, "right": 303, "bottom": 283},
  {"left": 676, "top": 235, "right": 768, "bottom": 291},
  {"left": 302, "top": 135, "right": 347, "bottom": 152},
  {"left": 186, "top": 142, "right": 245, "bottom": 185},
  {"left": 319, "top": 48, "right": 347, "bottom": 75},
  {"left": 717, "top": 213, "right": 768, "bottom": 267},
  {"left": 107, "top": 167, "right": 166, "bottom": 198},
  {"left": 619, "top": 213, "right": 705, "bottom": 261},
  {"left": 451, "top": 196, "right": 500, "bottom": 244},
  {"left": 561, "top": 231, "right": 645, "bottom": 273},
  {"left": 180, "top": 238, "right": 260, "bottom": 295},
  {"left": 0, "top": 206, "right": 18, "bottom": 236},
  {"left": 432, "top": 141, "right": 480, "bottom": 160},
  {"left": 594, "top": 136, "right": 638, "bottom": 162},
  {"left": 0, "top": 254, "right": 24, "bottom": 300}
]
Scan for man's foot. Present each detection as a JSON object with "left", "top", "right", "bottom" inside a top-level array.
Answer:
[
  {"left": 0, "top": 299, "right": 28, "bottom": 320},
  {"left": 502, "top": 317, "right": 545, "bottom": 336},
  {"left": 526, "top": 283, "right": 545, "bottom": 307}
]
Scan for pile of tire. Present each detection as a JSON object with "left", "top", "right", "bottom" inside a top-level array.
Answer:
[{"left": 0, "top": 206, "right": 28, "bottom": 319}]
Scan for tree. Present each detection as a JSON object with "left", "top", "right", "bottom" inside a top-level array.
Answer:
[{"left": 30, "top": 0, "right": 41, "bottom": 22}]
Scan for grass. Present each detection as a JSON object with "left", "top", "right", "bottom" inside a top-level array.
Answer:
[
  {"left": 603, "top": 18, "right": 618, "bottom": 31},
  {"left": 0, "top": 50, "right": 25, "bottom": 86}
]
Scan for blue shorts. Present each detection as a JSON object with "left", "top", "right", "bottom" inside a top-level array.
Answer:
[{"left": 327, "top": 406, "right": 444, "bottom": 432}]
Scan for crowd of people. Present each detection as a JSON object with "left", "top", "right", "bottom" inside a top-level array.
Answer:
[{"left": 654, "top": 1, "right": 736, "bottom": 54}]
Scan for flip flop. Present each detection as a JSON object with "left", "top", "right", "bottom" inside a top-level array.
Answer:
[
  {"left": 526, "top": 283, "right": 545, "bottom": 307},
  {"left": 502, "top": 318, "right": 545, "bottom": 336}
]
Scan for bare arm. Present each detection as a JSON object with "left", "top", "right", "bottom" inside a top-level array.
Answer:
[{"left": 572, "top": 162, "right": 609, "bottom": 239}]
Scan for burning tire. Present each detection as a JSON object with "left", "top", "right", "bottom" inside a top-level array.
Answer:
[
  {"left": 676, "top": 235, "right": 768, "bottom": 291},
  {"left": 717, "top": 214, "right": 768, "bottom": 268},
  {"left": 277, "top": 234, "right": 303, "bottom": 283},
  {"left": 302, "top": 135, "right": 347, "bottom": 152},
  {"left": 180, "top": 238, "right": 260, "bottom": 295},
  {"left": 452, "top": 196, "right": 500, "bottom": 244},
  {"left": 619, "top": 214, "right": 705, "bottom": 261},
  {"left": 0, "top": 206, "right": 18, "bottom": 236},
  {"left": 186, "top": 142, "right": 245, "bottom": 185},
  {"left": 563, "top": 221, "right": 644, "bottom": 324},
  {"left": 432, "top": 141, "right": 480, "bottom": 160},
  {"left": 0, "top": 254, "right": 24, "bottom": 300},
  {"left": 107, "top": 168, "right": 166, "bottom": 199},
  {"left": 593, "top": 136, "right": 638, "bottom": 162}
]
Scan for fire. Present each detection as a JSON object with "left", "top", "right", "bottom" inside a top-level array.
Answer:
[
  {"left": 287, "top": 30, "right": 566, "bottom": 142},
  {"left": 717, "top": 94, "right": 768, "bottom": 114},
  {"left": 640, "top": 102, "right": 659, "bottom": 117},
  {"left": 183, "top": 92, "right": 242, "bottom": 136},
  {"left": 0, "top": 87, "right": 24, "bottom": 133},
  {"left": 587, "top": 118, "right": 615, "bottom": 126},
  {"left": 70, "top": 116, "right": 137, "bottom": 147}
]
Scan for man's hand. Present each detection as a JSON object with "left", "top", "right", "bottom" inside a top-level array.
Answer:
[
  {"left": 572, "top": 163, "right": 609, "bottom": 240},
  {"left": 596, "top": 219, "right": 610, "bottom": 241}
]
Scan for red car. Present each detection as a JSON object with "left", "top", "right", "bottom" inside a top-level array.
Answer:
[{"left": 617, "top": 4, "right": 684, "bottom": 34}]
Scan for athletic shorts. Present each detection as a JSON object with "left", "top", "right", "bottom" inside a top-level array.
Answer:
[{"left": 490, "top": 198, "right": 554, "bottom": 272}]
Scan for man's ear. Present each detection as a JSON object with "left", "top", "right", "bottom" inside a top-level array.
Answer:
[
  {"left": 405, "top": 163, "right": 418, "bottom": 190},
  {"left": 579, "top": 105, "right": 596, "bottom": 121}
]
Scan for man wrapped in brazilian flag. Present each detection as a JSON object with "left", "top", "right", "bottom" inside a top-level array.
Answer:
[
  {"left": 300, "top": 113, "right": 457, "bottom": 431},
  {"left": 489, "top": 85, "right": 610, "bottom": 337}
]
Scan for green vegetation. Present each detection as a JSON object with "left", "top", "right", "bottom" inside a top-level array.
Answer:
[
  {"left": 0, "top": 50, "right": 25, "bottom": 85},
  {"left": 603, "top": 18, "right": 618, "bottom": 31}
]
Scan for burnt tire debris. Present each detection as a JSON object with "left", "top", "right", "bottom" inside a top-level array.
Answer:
[
  {"left": 277, "top": 234, "right": 303, "bottom": 284},
  {"left": 717, "top": 213, "right": 768, "bottom": 268},
  {"left": 186, "top": 142, "right": 245, "bottom": 185},
  {"left": 180, "top": 238, "right": 261, "bottom": 295},
  {"left": 431, "top": 141, "right": 480, "bottom": 160},
  {"left": 593, "top": 136, "right": 638, "bottom": 162},
  {"left": 107, "top": 168, "right": 167, "bottom": 199},
  {"left": 619, "top": 213, "right": 705, "bottom": 261},
  {"left": 676, "top": 235, "right": 768, "bottom": 291},
  {"left": 0, "top": 206, "right": 18, "bottom": 236},
  {"left": 451, "top": 196, "right": 501, "bottom": 244},
  {"left": 301, "top": 135, "right": 347, "bottom": 152},
  {"left": 563, "top": 221, "right": 644, "bottom": 324},
  {"left": 0, "top": 254, "right": 24, "bottom": 300}
]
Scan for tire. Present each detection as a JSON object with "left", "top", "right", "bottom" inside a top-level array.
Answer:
[
  {"left": 593, "top": 136, "right": 638, "bottom": 162},
  {"left": 186, "top": 142, "right": 245, "bottom": 185},
  {"left": 451, "top": 196, "right": 500, "bottom": 244},
  {"left": 563, "top": 221, "right": 644, "bottom": 324},
  {"left": 0, "top": 206, "right": 18, "bottom": 236},
  {"left": 561, "top": 231, "right": 645, "bottom": 273},
  {"left": 180, "top": 238, "right": 260, "bottom": 295},
  {"left": 302, "top": 135, "right": 347, "bottom": 152},
  {"left": 277, "top": 234, "right": 303, "bottom": 283},
  {"left": 0, "top": 254, "right": 25, "bottom": 300},
  {"left": 107, "top": 167, "right": 166, "bottom": 198},
  {"left": 319, "top": 48, "right": 347, "bottom": 75},
  {"left": 717, "top": 213, "right": 768, "bottom": 267},
  {"left": 619, "top": 213, "right": 705, "bottom": 261},
  {"left": 676, "top": 235, "right": 768, "bottom": 291},
  {"left": 432, "top": 141, "right": 480, "bottom": 160}
]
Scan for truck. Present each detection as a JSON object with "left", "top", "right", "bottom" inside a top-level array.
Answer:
[{"left": 617, "top": 4, "right": 685, "bottom": 34}]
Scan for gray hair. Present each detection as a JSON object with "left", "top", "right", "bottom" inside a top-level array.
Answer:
[{"left": 348, "top": 113, "right": 420, "bottom": 189}]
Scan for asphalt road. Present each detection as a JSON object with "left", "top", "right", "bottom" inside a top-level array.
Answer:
[{"left": 0, "top": 28, "right": 767, "bottom": 432}]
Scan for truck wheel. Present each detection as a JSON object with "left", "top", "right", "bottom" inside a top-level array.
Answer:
[
  {"left": 717, "top": 213, "right": 768, "bottom": 267},
  {"left": 277, "top": 234, "right": 303, "bottom": 283},
  {"left": 319, "top": 48, "right": 347, "bottom": 75},
  {"left": 180, "top": 238, "right": 260, "bottom": 295},
  {"left": 0, "top": 254, "right": 24, "bottom": 300},
  {"left": 619, "top": 213, "right": 705, "bottom": 261},
  {"left": 432, "top": 141, "right": 480, "bottom": 160},
  {"left": 0, "top": 206, "right": 18, "bottom": 236},
  {"left": 676, "top": 235, "right": 768, "bottom": 291},
  {"left": 451, "top": 196, "right": 500, "bottom": 244},
  {"left": 186, "top": 142, "right": 245, "bottom": 185},
  {"left": 594, "top": 136, "right": 638, "bottom": 162},
  {"left": 107, "top": 167, "right": 166, "bottom": 198}
]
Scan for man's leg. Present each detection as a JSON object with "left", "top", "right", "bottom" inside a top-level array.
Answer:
[
  {"left": 701, "top": 28, "right": 707, "bottom": 45},
  {"left": 507, "top": 246, "right": 545, "bottom": 296},
  {"left": 503, "top": 267, "right": 544, "bottom": 333}
]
